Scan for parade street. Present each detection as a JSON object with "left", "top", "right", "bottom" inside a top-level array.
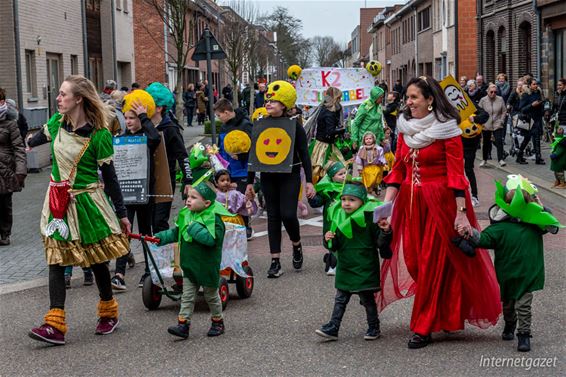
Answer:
[{"left": 0, "top": 125, "right": 564, "bottom": 376}]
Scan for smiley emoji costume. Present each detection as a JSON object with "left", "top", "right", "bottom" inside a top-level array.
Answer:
[{"left": 247, "top": 81, "right": 313, "bottom": 256}]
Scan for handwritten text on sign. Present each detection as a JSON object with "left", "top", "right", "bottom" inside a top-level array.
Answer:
[
  {"left": 295, "top": 68, "right": 375, "bottom": 106},
  {"left": 113, "top": 135, "right": 150, "bottom": 205}
]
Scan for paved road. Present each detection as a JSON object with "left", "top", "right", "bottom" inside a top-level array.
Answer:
[{"left": 0, "top": 155, "right": 564, "bottom": 376}]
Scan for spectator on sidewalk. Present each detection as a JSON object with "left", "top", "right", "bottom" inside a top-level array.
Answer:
[
  {"left": 459, "top": 76, "right": 469, "bottom": 91},
  {"left": 6, "top": 99, "right": 28, "bottom": 141},
  {"left": 0, "top": 88, "right": 27, "bottom": 246},
  {"left": 518, "top": 79, "right": 545, "bottom": 165},
  {"left": 393, "top": 79, "right": 405, "bottom": 99},
  {"left": 553, "top": 78, "right": 566, "bottom": 127},
  {"left": 383, "top": 92, "right": 400, "bottom": 152},
  {"left": 100, "top": 79, "right": 117, "bottom": 102},
  {"left": 476, "top": 75, "right": 488, "bottom": 99},
  {"left": 183, "top": 83, "right": 196, "bottom": 127},
  {"left": 496, "top": 73, "right": 511, "bottom": 104},
  {"left": 465, "top": 80, "right": 483, "bottom": 105},
  {"left": 254, "top": 83, "right": 266, "bottom": 109},
  {"left": 196, "top": 84, "right": 207, "bottom": 125},
  {"left": 507, "top": 79, "right": 525, "bottom": 116},
  {"left": 479, "top": 84, "right": 507, "bottom": 167},
  {"left": 222, "top": 83, "right": 234, "bottom": 103}
]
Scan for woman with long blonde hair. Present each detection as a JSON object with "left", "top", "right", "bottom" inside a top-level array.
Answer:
[{"left": 27, "top": 75, "right": 131, "bottom": 345}]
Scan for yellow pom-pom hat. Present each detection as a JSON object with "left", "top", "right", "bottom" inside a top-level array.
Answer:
[
  {"left": 224, "top": 130, "right": 251, "bottom": 154},
  {"left": 122, "top": 90, "right": 157, "bottom": 119},
  {"left": 252, "top": 107, "right": 268, "bottom": 122},
  {"left": 265, "top": 80, "right": 297, "bottom": 110},
  {"left": 287, "top": 65, "right": 302, "bottom": 80}
]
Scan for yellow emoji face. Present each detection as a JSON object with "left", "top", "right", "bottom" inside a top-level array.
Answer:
[{"left": 256, "top": 127, "right": 292, "bottom": 165}]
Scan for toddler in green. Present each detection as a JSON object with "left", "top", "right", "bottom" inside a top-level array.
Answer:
[{"left": 155, "top": 182, "right": 232, "bottom": 339}]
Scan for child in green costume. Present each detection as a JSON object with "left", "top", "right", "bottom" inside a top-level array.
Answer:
[
  {"left": 316, "top": 182, "right": 392, "bottom": 341},
  {"left": 308, "top": 161, "right": 347, "bottom": 275},
  {"left": 454, "top": 175, "right": 562, "bottom": 352},
  {"left": 550, "top": 126, "right": 566, "bottom": 188},
  {"left": 155, "top": 182, "right": 233, "bottom": 339}
]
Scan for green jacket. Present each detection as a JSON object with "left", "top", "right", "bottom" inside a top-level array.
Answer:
[
  {"left": 156, "top": 209, "right": 226, "bottom": 288},
  {"left": 351, "top": 87, "right": 385, "bottom": 146},
  {"left": 474, "top": 206, "right": 545, "bottom": 301},
  {"left": 550, "top": 136, "right": 566, "bottom": 172},
  {"left": 328, "top": 212, "right": 391, "bottom": 292}
]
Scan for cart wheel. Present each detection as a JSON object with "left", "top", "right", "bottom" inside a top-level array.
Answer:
[
  {"left": 235, "top": 265, "right": 254, "bottom": 298},
  {"left": 142, "top": 274, "right": 161, "bottom": 310},
  {"left": 219, "top": 277, "right": 229, "bottom": 310}
]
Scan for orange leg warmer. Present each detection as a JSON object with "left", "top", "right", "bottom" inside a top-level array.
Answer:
[
  {"left": 44, "top": 308, "right": 68, "bottom": 335},
  {"left": 97, "top": 297, "right": 119, "bottom": 319}
]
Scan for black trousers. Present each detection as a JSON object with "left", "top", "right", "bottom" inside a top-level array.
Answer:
[
  {"left": 462, "top": 137, "right": 480, "bottom": 198},
  {"left": 519, "top": 121, "right": 543, "bottom": 158},
  {"left": 482, "top": 129, "right": 505, "bottom": 161},
  {"left": 185, "top": 106, "right": 195, "bottom": 126},
  {"left": 116, "top": 203, "right": 153, "bottom": 276},
  {"left": 260, "top": 171, "right": 301, "bottom": 253},
  {"left": 49, "top": 263, "right": 113, "bottom": 309},
  {"left": 153, "top": 201, "right": 173, "bottom": 234},
  {"left": 330, "top": 289, "right": 379, "bottom": 329},
  {"left": 0, "top": 193, "right": 13, "bottom": 238}
]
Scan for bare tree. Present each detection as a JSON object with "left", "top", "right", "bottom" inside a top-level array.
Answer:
[
  {"left": 141, "top": 0, "right": 192, "bottom": 121},
  {"left": 312, "top": 36, "right": 344, "bottom": 67},
  {"left": 296, "top": 38, "right": 312, "bottom": 68}
]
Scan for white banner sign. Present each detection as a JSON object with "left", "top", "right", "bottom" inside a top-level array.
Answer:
[{"left": 295, "top": 67, "right": 375, "bottom": 106}]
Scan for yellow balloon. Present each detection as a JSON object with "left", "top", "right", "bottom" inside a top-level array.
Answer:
[
  {"left": 287, "top": 65, "right": 302, "bottom": 80},
  {"left": 224, "top": 130, "right": 251, "bottom": 154},
  {"left": 255, "top": 127, "right": 292, "bottom": 165},
  {"left": 365, "top": 60, "right": 382, "bottom": 77}
]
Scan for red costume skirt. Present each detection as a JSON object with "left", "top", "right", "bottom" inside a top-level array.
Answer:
[{"left": 378, "top": 181, "right": 501, "bottom": 335}]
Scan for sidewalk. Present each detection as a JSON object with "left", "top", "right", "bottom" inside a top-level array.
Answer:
[
  {"left": 476, "top": 134, "right": 565, "bottom": 199},
  {"left": 0, "top": 124, "right": 207, "bottom": 289}
]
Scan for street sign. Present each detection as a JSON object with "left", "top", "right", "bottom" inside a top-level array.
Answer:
[{"left": 191, "top": 29, "right": 226, "bottom": 61}]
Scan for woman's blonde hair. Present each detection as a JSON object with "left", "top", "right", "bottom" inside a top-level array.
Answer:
[
  {"left": 62, "top": 75, "right": 109, "bottom": 130},
  {"left": 110, "top": 89, "right": 126, "bottom": 105}
]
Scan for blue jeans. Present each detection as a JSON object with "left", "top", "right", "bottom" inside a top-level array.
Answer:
[{"left": 64, "top": 266, "right": 92, "bottom": 277}]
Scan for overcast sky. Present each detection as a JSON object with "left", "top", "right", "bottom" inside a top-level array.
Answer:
[{"left": 221, "top": 0, "right": 404, "bottom": 45}]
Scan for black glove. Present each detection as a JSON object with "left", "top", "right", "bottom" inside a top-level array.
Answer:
[
  {"left": 379, "top": 245, "right": 392, "bottom": 259},
  {"left": 451, "top": 237, "right": 476, "bottom": 257}
]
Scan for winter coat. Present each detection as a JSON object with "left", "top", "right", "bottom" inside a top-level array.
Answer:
[
  {"left": 196, "top": 90, "right": 207, "bottom": 113},
  {"left": 520, "top": 89, "right": 544, "bottom": 122},
  {"left": 351, "top": 87, "right": 385, "bottom": 146},
  {"left": 315, "top": 106, "right": 342, "bottom": 143},
  {"left": 155, "top": 115, "right": 192, "bottom": 187},
  {"left": 0, "top": 108, "right": 27, "bottom": 194},
  {"left": 553, "top": 90, "right": 566, "bottom": 125},
  {"left": 478, "top": 95, "right": 506, "bottom": 131},
  {"left": 217, "top": 108, "right": 253, "bottom": 178},
  {"left": 507, "top": 91, "right": 522, "bottom": 115},
  {"left": 183, "top": 90, "right": 196, "bottom": 109},
  {"left": 383, "top": 101, "right": 399, "bottom": 131}
]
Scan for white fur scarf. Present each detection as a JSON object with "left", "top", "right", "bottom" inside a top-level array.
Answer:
[{"left": 397, "top": 112, "right": 461, "bottom": 149}]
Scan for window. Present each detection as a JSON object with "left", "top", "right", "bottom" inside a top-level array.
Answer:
[
  {"left": 25, "top": 49, "right": 37, "bottom": 96},
  {"left": 418, "top": 7, "right": 431, "bottom": 32},
  {"left": 70, "top": 55, "right": 78, "bottom": 75}
]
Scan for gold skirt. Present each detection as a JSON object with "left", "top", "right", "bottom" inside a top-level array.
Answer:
[
  {"left": 44, "top": 233, "right": 130, "bottom": 267},
  {"left": 222, "top": 214, "right": 245, "bottom": 226},
  {"left": 361, "top": 165, "right": 384, "bottom": 190},
  {"left": 310, "top": 141, "right": 345, "bottom": 184}
]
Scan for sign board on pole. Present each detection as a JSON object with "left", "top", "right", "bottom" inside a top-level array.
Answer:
[
  {"left": 295, "top": 68, "right": 375, "bottom": 107},
  {"left": 191, "top": 30, "right": 226, "bottom": 61},
  {"left": 113, "top": 136, "right": 149, "bottom": 204},
  {"left": 248, "top": 117, "right": 296, "bottom": 173},
  {"left": 440, "top": 75, "right": 477, "bottom": 120}
]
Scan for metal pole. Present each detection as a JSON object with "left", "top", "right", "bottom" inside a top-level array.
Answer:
[
  {"left": 205, "top": 27, "right": 216, "bottom": 144},
  {"left": 81, "top": 0, "right": 89, "bottom": 77},
  {"left": 13, "top": 0, "right": 23, "bottom": 109}
]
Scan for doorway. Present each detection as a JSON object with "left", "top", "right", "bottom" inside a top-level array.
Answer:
[{"left": 46, "top": 54, "right": 62, "bottom": 116}]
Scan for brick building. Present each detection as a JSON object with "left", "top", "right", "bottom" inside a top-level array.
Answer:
[
  {"left": 457, "top": 0, "right": 478, "bottom": 81},
  {"left": 537, "top": 0, "right": 566, "bottom": 100},
  {"left": 0, "top": 0, "right": 85, "bottom": 125},
  {"left": 368, "top": 7, "right": 400, "bottom": 84},
  {"left": 477, "top": 0, "right": 538, "bottom": 87}
]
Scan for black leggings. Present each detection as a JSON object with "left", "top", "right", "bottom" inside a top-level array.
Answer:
[
  {"left": 462, "top": 137, "right": 480, "bottom": 198},
  {"left": 115, "top": 203, "right": 153, "bottom": 276},
  {"left": 49, "top": 263, "right": 113, "bottom": 309},
  {"left": 260, "top": 171, "right": 301, "bottom": 253}
]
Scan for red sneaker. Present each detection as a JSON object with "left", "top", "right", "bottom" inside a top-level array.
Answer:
[
  {"left": 95, "top": 317, "right": 119, "bottom": 335},
  {"left": 29, "top": 324, "right": 65, "bottom": 345}
]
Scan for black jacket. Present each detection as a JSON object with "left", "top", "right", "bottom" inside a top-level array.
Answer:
[
  {"left": 183, "top": 90, "right": 196, "bottom": 108},
  {"left": 520, "top": 90, "right": 543, "bottom": 122},
  {"left": 553, "top": 90, "right": 566, "bottom": 125},
  {"left": 155, "top": 114, "right": 192, "bottom": 187},
  {"left": 315, "top": 106, "right": 343, "bottom": 143},
  {"left": 507, "top": 91, "right": 522, "bottom": 115},
  {"left": 126, "top": 114, "right": 162, "bottom": 194},
  {"left": 383, "top": 102, "right": 399, "bottom": 131}
]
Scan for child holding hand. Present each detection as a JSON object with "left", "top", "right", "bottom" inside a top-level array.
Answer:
[
  {"left": 155, "top": 182, "right": 233, "bottom": 340},
  {"left": 316, "top": 182, "right": 392, "bottom": 341}
]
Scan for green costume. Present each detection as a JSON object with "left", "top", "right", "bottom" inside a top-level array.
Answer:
[
  {"left": 40, "top": 113, "right": 129, "bottom": 267},
  {"left": 351, "top": 86, "right": 385, "bottom": 147},
  {"left": 326, "top": 183, "right": 390, "bottom": 292},
  {"left": 550, "top": 134, "right": 566, "bottom": 173},
  {"left": 470, "top": 179, "right": 562, "bottom": 301},
  {"left": 156, "top": 183, "right": 234, "bottom": 288},
  {"left": 308, "top": 162, "right": 344, "bottom": 236}
]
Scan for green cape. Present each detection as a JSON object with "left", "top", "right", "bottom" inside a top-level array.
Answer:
[
  {"left": 326, "top": 197, "right": 381, "bottom": 248},
  {"left": 495, "top": 181, "right": 563, "bottom": 229},
  {"left": 176, "top": 202, "right": 234, "bottom": 242}
]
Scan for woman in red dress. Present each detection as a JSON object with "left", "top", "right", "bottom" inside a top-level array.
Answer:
[{"left": 379, "top": 76, "right": 501, "bottom": 348}]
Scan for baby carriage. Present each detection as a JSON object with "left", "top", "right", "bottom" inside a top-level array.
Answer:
[
  {"left": 508, "top": 118, "right": 533, "bottom": 158},
  {"left": 131, "top": 222, "right": 254, "bottom": 311}
]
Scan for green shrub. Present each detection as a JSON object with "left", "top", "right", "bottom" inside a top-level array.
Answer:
[{"left": 204, "top": 119, "right": 222, "bottom": 134}]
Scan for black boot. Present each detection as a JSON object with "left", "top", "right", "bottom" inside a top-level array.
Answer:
[
  {"left": 502, "top": 321, "right": 516, "bottom": 341},
  {"left": 207, "top": 319, "right": 225, "bottom": 337},
  {"left": 517, "top": 332, "right": 531, "bottom": 352},
  {"left": 516, "top": 152, "right": 528, "bottom": 165},
  {"left": 535, "top": 155, "right": 546, "bottom": 165},
  {"left": 408, "top": 333, "right": 432, "bottom": 349},
  {"left": 168, "top": 321, "right": 190, "bottom": 339}
]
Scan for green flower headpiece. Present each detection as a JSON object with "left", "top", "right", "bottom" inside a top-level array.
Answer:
[{"left": 341, "top": 183, "right": 368, "bottom": 203}]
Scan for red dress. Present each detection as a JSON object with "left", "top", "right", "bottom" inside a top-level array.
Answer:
[{"left": 380, "top": 134, "right": 501, "bottom": 335}]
